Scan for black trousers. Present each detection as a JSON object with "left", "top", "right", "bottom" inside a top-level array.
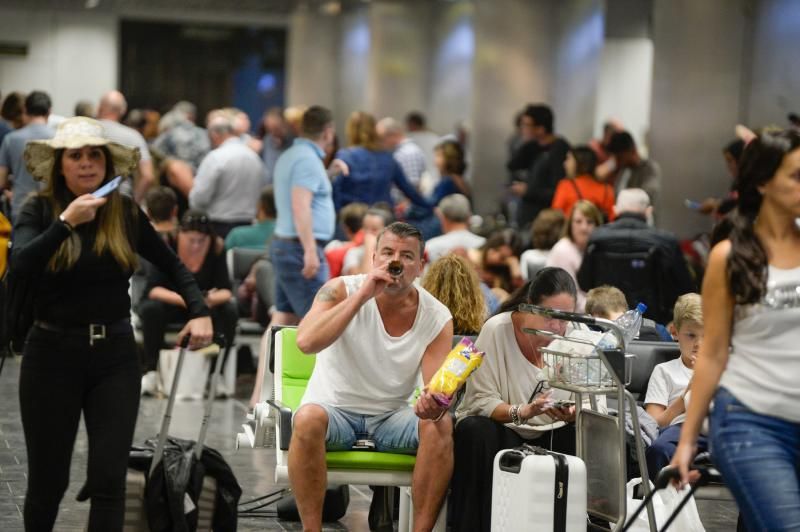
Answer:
[
  {"left": 19, "top": 325, "right": 141, "bottom": 532},
  {"left": 137, "top": 299, "right": 238, "bottom": 372},
  {"left": 450, "top": 416, "right": 576, "bottom": 532}
]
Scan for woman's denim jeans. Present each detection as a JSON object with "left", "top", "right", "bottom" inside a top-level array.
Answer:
[{"left": 711, "top": 387, "right": 800, "bottom": 531}]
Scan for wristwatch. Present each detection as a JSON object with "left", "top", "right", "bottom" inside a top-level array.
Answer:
[{"left": 59, "top": 213, "right": 74, "bottom": 231}]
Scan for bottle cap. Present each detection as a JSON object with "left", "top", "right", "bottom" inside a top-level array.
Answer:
[{"left": 636, "top": 302, "right": 648, "bottom": 313}]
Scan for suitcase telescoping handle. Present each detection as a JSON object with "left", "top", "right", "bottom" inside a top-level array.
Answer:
[
  {"left": 148, "top": 333, "right": 227, "bottom": 477},
  {"left": 622, "top": 464, "right": 711, "bottom": 532}
]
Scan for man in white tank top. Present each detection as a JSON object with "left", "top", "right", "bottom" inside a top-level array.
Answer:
[{"left": 290, "top": 222, "right": 455, "bottom": 532}]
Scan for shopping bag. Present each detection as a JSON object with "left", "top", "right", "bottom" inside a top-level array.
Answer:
[
  {"left": 158, "top": 348, "right": 210, "bottom": 400},
  {"left": 624, "top": 477, "right": 705, "bottom": 532}
]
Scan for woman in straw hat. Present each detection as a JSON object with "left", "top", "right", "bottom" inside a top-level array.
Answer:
[{"left": 10, "top": 116, "right": 213, "bottom": 531}]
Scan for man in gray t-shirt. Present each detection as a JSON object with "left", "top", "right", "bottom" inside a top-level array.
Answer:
[{"left": 0, "top": 91, "right": 54, "bottom": 221}]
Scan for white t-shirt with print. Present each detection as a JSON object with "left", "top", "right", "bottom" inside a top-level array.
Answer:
[{"left": 645, "top": 357, "right": 693, "bottom": 426}]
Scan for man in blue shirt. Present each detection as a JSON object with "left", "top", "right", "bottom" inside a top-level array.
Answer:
[
  {"left": 271, "top": 105, "right": 336, "bottom": 322},
  {"left": 0, "top": 91, "right": 54, "bottom": 222}
]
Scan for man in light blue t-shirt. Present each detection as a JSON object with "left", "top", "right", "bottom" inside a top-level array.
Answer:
[
  {"left": 0, "top": 91, "right": 54, "bottom": 222},
  {"left": 270, "top": 105, "right": 336, "bottom": 322}
]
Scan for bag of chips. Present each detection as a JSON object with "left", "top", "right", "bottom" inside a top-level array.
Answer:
[{"left": 428, "top": 337, "right": 485, "bottom": 407}]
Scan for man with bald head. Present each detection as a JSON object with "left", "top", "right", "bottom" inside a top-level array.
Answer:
[
  {"left": 97, "top": 90, "right": 154, "bottom": 201},
  {"left": 377, "top": 117, "right": 427, "bottom": 191},
  {"left": 577, "top": 188, "right": 694, "bottom": 323},
  {"left": 188, "top": 111, "right": 263, "bottom": 238}
]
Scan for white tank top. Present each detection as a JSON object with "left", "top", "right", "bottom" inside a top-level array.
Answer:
[
  {"left": 719, "top": 265, "right": 800, "bottom": 422},
  {"left": 301, "top": 275, "right": 452, "bottom": 415}
]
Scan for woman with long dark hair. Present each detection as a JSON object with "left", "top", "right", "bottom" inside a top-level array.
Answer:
[
  {"left": 673, "top": 129, "right": 800, "bottom": 531},
  {"left": 451, "top": 267, "right": 580, "bottom": 531},
  {"left": 11, "top": 117, "right": 212, "bottom": 531}
]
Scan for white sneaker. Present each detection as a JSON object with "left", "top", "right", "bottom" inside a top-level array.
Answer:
[{"left": 141, "top": 370, "right": 159, "bottom": 396}]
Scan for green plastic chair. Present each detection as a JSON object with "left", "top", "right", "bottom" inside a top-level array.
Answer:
[{"left": 267, "top": 326, "right": 445, "bottom": 531}]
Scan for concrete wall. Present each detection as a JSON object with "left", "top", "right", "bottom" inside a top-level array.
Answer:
[
  {"left": 649, "top": 0, "right": 749, "bottom": 236},
  {"left": 747, "top": 0, "right": 800, "bottom": 126},
  {"left": 0, "top": 9, "right": 117, "bottom": 117},
  {"left": 551, "top": 0, "right": 605, "bottom": 144},
  {"left": 469, "top": 0, "right": 554, "bottom": 215}
]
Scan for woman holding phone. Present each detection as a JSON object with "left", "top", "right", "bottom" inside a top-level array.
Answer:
[
  {"left": 10, "top": 116, "right": 212, "bottom": 531},
  {"left": 451, "top": 267, "right": 580, "bottom": 532},
  {"left": 672, "top": 128, "right": 800, "bottom": 531}
]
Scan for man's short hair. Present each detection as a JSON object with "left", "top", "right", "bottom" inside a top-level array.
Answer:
[
  {"left": 523, "top": 104, "right": 554, "bottom": 134},
  {"left": 173, "top": 100, "right": 197, "bottom": 121},
  {"left": 207, "top": 113, "right": 234, "bottom": 136},
  {"left": 607, "top": 131, "right": 636, "bottom": 154},
  {"left": 145, "top": 186, "right": 177, "bottom": 222},
  {"left": 339, "top": 202, "right": 369, "bottom": 234},
  {"left": 259, "top": 186, "right": 277, "bottom": 219},
  {"left": 673, "top": 292, "right": 703, "bottom": 330},
  {"left": 438, "top": 193, "right": 472, "bottom": 223},
  {"left": 615, "top": 188, "right": 650, "bottom": 214},
  {"left": 377, "top": 116, "right": 402, "bottom": 136},
  {"left": 377, "top": 221, "right": 425, "bottom": 257},
  {"left": 405, "top": 111, "right": 426, "bottom": 129},
  {"left": 302, "top": 106, "right": 333, "bottom": 138},
  {"left": 585, "top": 285, "right": 628, "bottom": 318},
  {"left": 365, "top": 206, "right": 394, "bottom": 226},
  {"left": 25, "top": 91, "right": 51, "bottom": 117}
]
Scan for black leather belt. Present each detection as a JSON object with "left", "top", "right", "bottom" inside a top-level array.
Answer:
[
  {"left": 273, "top": 236, "right": 328, "bottom": 247},
  {"left": 34, "top": 319, "right": 132, "bottom": 345}
]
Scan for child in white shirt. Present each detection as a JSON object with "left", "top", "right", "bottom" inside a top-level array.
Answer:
[{"left": 644, "top": 293, "right": 708, "bottom": 479}]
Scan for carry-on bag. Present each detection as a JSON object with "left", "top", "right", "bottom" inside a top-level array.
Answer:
[
  {"left": 124, "top": 333, "right": 231, "bottom": 532},
  {"left": 491, "top": 444, "right": 588, "bottom": 532},
  {"left": 622, "top": 462, "right": 710, "bottom": 532}
]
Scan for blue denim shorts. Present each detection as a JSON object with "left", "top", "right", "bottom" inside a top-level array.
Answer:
[
  {"left": 269, "top": 238, "right": 329, "bottom": 316},
  {"left": 307, "top": 403, "right": 420, "bottom": 455}
]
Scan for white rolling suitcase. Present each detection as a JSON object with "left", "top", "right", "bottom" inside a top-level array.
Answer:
[{"left": 492, "top": 444, "right": 587, "bottom": 532}]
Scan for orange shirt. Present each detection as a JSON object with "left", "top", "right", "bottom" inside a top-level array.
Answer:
[{"left": 551, "top": 175, "right": 615, "bottom": 221}]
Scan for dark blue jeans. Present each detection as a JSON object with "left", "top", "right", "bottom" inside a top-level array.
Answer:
[
  {"left": 711, "top": 387, "right": 800, "bottom": 531},
  {"left": 645, "top": 422, "right": 708, "bottom": 482}
]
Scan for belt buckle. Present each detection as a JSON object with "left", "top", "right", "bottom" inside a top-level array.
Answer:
[{"left": 89, "top": 324, "right": 106, "bottom": 346}]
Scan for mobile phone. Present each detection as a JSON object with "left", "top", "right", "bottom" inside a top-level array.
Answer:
[
  {"left": 92, "top": 176, "right": 123, "bottom": 198},
  {"left": 684, "top": 199, "right": 702, "bottom": 210},
  {"left": 551, "top": 399, "right": 575, "bottom": 409}
]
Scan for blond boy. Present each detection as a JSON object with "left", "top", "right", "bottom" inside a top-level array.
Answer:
[{"left": 643, "top": 293, "right": 707, "bottom": 479}]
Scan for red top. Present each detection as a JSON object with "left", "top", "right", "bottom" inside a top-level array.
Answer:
[{"left": 551, "top": 175, "right": 615, "bottom": 221}]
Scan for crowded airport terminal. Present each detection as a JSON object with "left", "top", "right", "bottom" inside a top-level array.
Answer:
[{"left": 1, "top": 0, "right": 799, "bottom": 530}]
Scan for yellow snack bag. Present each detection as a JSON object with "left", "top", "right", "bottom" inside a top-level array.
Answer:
[{"left": 428, "top": 337, "right": 485, "bottom": 407}]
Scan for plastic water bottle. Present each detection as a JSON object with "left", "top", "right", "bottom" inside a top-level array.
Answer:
[
  {"left": 597, "top": 302, "right": 648, "bottom": 349},
  {"left": 591, "top": 303, "right": 647, "bottom": 386}
]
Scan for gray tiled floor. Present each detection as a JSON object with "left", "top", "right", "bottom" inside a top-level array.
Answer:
[{"left": 0, "top": 354, "right": 738, "bottom": 531}]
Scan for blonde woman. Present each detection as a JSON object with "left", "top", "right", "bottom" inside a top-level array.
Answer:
[
  {"left": 10, "top": 117, "right": 212, "bottom": 531},
  {"left": 421, "top": 253, "right": 487, "bottom": 335},
  {"left": 331, "top": 110, "right": 430, "bottom": 212}
]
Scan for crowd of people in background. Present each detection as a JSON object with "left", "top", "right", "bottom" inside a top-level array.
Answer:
[{"left": 4, "top": 85, "right": 800, "bottom": 532}]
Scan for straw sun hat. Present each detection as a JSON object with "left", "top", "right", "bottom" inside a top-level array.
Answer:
[{"left": 23, "top": 116, "right": 140, "bottom": 181}]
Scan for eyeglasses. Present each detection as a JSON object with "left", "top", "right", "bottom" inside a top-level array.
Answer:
[
  {"left": 180, "top": 213, "right": 211, "bottom": 233},
  {"left": 528, "top": 379, "right": 550, "bottom": 404}
]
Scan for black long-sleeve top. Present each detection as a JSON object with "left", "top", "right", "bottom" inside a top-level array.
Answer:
[{"left": 11, "top": 195, "right": 209, "bottom": 325}]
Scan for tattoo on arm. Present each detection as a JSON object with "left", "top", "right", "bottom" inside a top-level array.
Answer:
[{"left": 316, "top": 286, "right": 338, "bottom": 302}]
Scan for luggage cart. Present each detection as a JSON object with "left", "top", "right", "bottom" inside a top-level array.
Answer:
[{"left": 518, "top": 304, "right": 658, "bottom": 532}]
